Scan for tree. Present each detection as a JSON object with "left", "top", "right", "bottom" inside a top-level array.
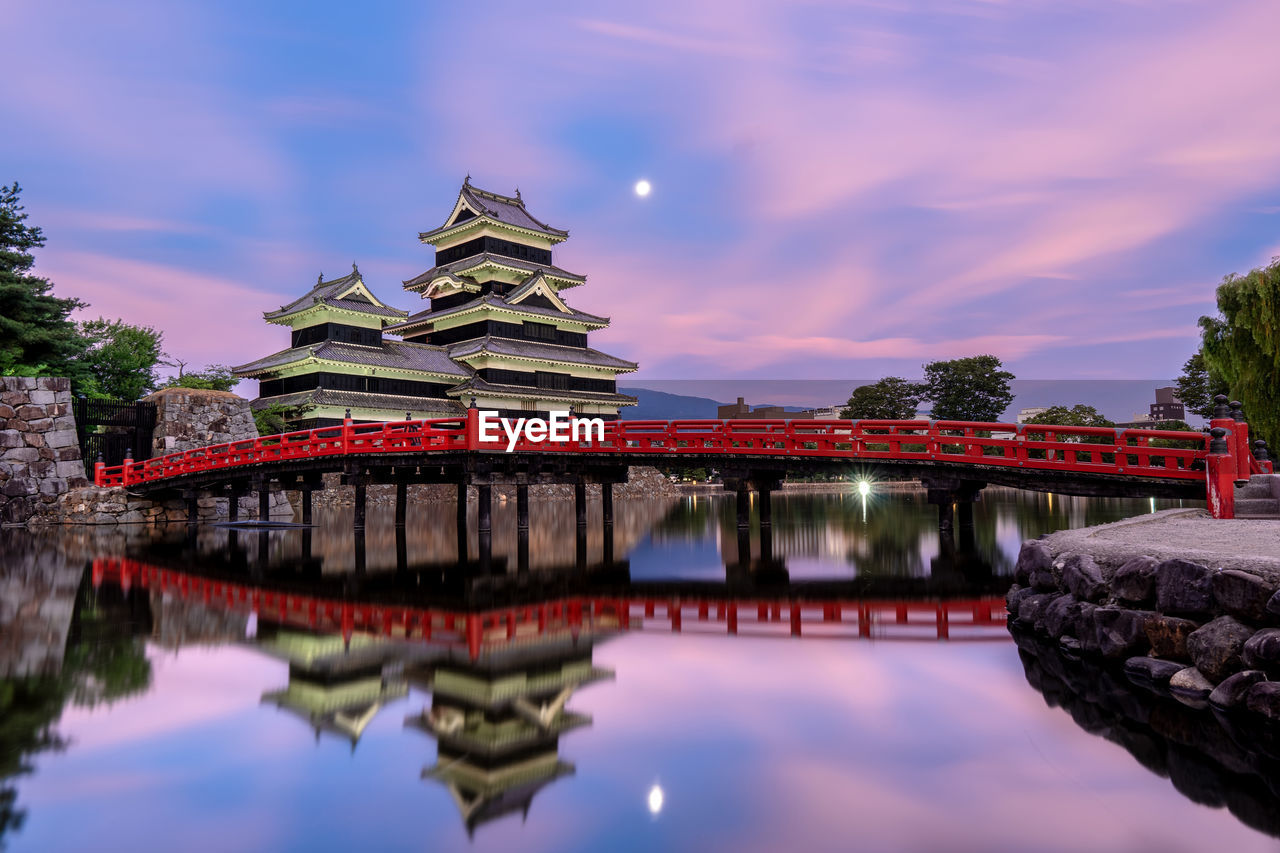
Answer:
[
  {"left": 0, "top": 183, "right": 87, "bottom": 380},
  {"left": 253, "top": 402, "right": 308, "bottom": 436},
  {"left": 1174, "top": 351, "right": 1228, "bottom": 420},
  {"left": 74, "top": 318, "right": 164, "bottom": 400},
  {"left": 1200, "top": 258, "right": 1280, "bottom": 449},
  {"left": 840, "top": 377, "right": 923, "bottom": 420},
  {"left": 1025, "top": 404, "right": 1113, "bottom": 428},
  {"left": 159, "top": 364, "right": 237, "bottom": 392},
  {"left": 921, "top": 355, "right": 1015, "bottom": 422}
]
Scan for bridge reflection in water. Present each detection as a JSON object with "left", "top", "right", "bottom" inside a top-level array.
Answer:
[{"left": 79, "top": 492, "right": 1011, "bottom": 836}]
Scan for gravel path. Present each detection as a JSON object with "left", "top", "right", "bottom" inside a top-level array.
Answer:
[{"left": 1042, "top": 508, "right": 1280, "bottom": 577}]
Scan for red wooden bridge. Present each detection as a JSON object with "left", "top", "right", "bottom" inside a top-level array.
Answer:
[
  {"left": 93, "top": 398, "right": 1269, "bottom": 524},
  {"left": 93, "top": 557, "right": 1011, "bottom": 655}
]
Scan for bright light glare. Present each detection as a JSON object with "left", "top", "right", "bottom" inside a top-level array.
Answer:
[
  {"left": 634, "top": 179, "right": 652, "bottom": 197},
  {"left": 857, "top": 480, "right": 871, "bottom": 497},
  {"left": 647, "top": 784, "right": 664, "bottom": 815}
]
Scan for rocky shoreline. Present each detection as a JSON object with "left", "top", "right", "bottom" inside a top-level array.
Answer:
[{"left": 1007, "top": 515, "right": 1280, "bottom": 729}]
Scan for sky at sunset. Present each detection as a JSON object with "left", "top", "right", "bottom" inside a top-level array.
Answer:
[{"left": 4, "top": 0, "right": 1280, "bottom": 381}]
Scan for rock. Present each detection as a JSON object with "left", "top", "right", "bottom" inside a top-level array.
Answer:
[
  {"left": 1112, "top": 555, "right": 1159, "bottom": 605},
  {"left": 1267, "top": 589, "right": 1280, "bottom": 620},
  {"left": 1244, "top": 682, "right": 1280, "bottom": 720},
  {"left": 1213, "top": 570, "right": 1278, "bottom": 623},
  {"left": 1241, "top": 628, "right": 1280, "bottom": 676},
  {"left": 1093, "top": 607, "right": 1153, "bottom": 659},
  {"left": 1015, "top": 541, "right": 1052, "bottom": 587},
  {"left": 1209, "top": 670, "right": 1267, "bottom": 711},
  {"left": 1144, "top": 615, "right": 1199, "bottom": 660},
  {"left": 1186, "top": 616, "right": 1256, "bottom": 683},
  {"left": 1017, "top": 593, "right": 1054, "bottom": 628},
  {"left": 0, "top": 430, "right": 22, "bottom": 449},
  {"left": 1073, "top": 603, "right": 1100, "bottom": 655},
  {"left": 43, "top": 428, "right": 78, "bottom": 450},
  {"left": 1155, "top": 558, "right": 1216, "bottom": 616},
  {"left": 1062, "top": 554, "right": 1107, "bottom": 602},
  {"left": 1040, "top": 594, "right": 1080, "bottom": 639},
  {"left": 1006, "top": 585, "right": 1034, "bottom": 615},
  {"left": 1168, "top": 667, "right": 1214, "bottom": 707},
  {"left": 1123, "top": 657, "right": 1187, "bottom": 690}
]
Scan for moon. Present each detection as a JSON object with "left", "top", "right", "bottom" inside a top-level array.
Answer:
[
  {"left": 634, "top": 179, "right": 652, "bottom": 197},
  {"left": 647, "top": 784, "right": 664, "bottom": 815}
]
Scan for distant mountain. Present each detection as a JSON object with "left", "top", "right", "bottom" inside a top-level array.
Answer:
[{"left": 620, "top": 378, "right": 1183, "bottom": 424}]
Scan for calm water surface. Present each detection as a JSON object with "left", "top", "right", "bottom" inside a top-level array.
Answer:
[{"left": 3, "top": 487, "right": 1275, "bottom": 852}]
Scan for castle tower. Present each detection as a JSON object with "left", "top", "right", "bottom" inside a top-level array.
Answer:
[{"left": 387, "top": 179, "right": 638, "bottom": 420}]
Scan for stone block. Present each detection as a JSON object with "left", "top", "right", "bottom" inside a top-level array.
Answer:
[
  {"left": 1041, "top": 594, "right": 1081, "bottom": 640},
  {"left": 1241, "top": 628, "right": 1280, "bottom": 676},
  {"left": 38, "top": 377, "right": 69, "bottom": 392},
  {"left": 1155, "top": 558, "right": 1215, "bottom": 616},
  {"left": 55, "top": 460, "right": 86, "bottom": 479},
  {"left": 24, "top": 418, "right": 52, "bottom": 432},
  {"left": 0, "top": 430, "right": 21, "bottom": 448},
  {"left": 14, "top": 405, "right": 43, "bottom": 420},
  {"left": 1186, "top": 616, "right": 1255, "bottom": 683},
  {"left": 1209, "top": 670, "right": 1267, "bottom": 711},
  {"left": 0, "top": 404, "right": 13, "bottom": 419},
  {"left": 1168, "top": 667, "right": 1213, "bottom": 708},
  {"left": 1006, "top": 585, "right": 1033, "bottom": 614},
  {"left": 1123, "top": 657, "right": 1187, "bottom": 690},
  {"left": 1015, "top": 540, "right": 1052, "bottom": 586},
  {"left": 1063, "top": 554, "right": 1107, "bottom": 602},
  {"left": 22, "top": 432, "right": 44, "bottom": 448},
  {"left": 1112, "top": 555, "right": 1159, "bottom": 605},
  {"left": 56, "top": 447, "right": 80, "bottom": 462},
  {"left": 1244, "top": 682, "right": 1280, "bottom": 721},
  {"left": 1144, "top": 614, "right": 1199, "bottom": 660},
  {"left": 44, "top": 429, "right": 78, "bottom": 449},
  {"left": 27, "top": 389, "right": 56, "bottom": 405},
  {"left": 1093, "top": 607, "right": 1153, "bottom": 659},
  {"left": 3, "top": 447, "right": 39, "bottom": 463},
  {"left": 1213, "top": 570, "right": 1278, "bottom": 623}
]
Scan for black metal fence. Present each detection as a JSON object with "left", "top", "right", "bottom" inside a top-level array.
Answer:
[{"left": 74, "top": 396, "right": 157, "bottom": 474}]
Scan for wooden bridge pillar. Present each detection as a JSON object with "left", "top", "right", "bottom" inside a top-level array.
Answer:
[
  {"left": 394, "top": 481, "right": 408, "bottom": 528},
  {"left": 602, "top": 481, "right": 614, "bottom": 527},
  {"left": 477, "top": 483, "right": 492, "bottom": 533},
  {"left": 575, "top": 481, "right": 587, "bottom": 528},
  {"left": 516, "top": 482, "right": 529, "bottom": 531},
  {"left": 227, "top": 486, "right": 241, "bottom": 522},
  {"left": 184, "top": 490, "right": 198, "bottom": 525},
  {"left": 922, "top": 477, "right": 985, "bottom": 533},
  {"left": 253, "top": 477, "right": 270, "bottom": 522},
  {"left": 300, "top": 482, "right": 314, "bottom": 526},
  {"left": 352, "top": 474, "right": 367, "bottom": 530}
]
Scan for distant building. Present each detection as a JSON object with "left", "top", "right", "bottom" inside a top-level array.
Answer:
[
  {"left": 1149, "top": 387, "right": 1185, "bottom": 423},
  {"left": 718, "top": 397, "right": 790, "bottom": 419},
  {"left": 1017, "top": 407, "right": 1050, "bottom": 424}
]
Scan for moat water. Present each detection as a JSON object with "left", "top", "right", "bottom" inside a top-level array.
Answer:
[{"left": 2, "top": 488, "right": 1277, "bottom": 852}]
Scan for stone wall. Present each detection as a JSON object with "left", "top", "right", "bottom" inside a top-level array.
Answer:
[
  {"left": 0, "top": 377, "right": 86, "bottom": 525},
  {"left": 145, "top": 387, "right": 258, "bottom": 454},
  {"left": 1007, "top": 536, "right": 1280, "bottom": 728},
  {"left": 41, "top": 388, "right": 292, "bottom": 525}
]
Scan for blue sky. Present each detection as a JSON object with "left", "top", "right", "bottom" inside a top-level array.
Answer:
[{"left": 4, "top": 0, "right": 1279, "bottom": 380}]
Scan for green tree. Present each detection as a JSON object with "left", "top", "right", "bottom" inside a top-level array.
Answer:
[
  {"left": 0, "top": 183, "right": 87, "bottom": 381},
  {"left": 1025, "top": 404, "right": 1113, "bottom": 428},
  {"left": 159, "top": 364, "right": 237, "bottom": 392},
  {"left": 921, "top": 355, "right": 1015, "bottom": 422},
  {"left": 73, "top": 318, "right": 164, "bottom": 400},
  {"left": 253, "top": 402, "right": 308, "bottom": 436},
  {"left": 1174, "top": 350, "right": 1228, "bottom": 419},
  {"left": 840, "top": 377, "right": 924, "bottom": 420},
  {"left": 1200, "top": 258, "right": 1280, "bottom": 448}
]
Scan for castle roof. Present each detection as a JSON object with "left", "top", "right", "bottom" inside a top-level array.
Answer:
[
  {"left": 233, "top": 339, "right": 471, "bottom": 378},
  {"left": 265, "top": 264, "right": 408, "bottom": 322},
  {"left": 419, "top": 179, "right": 569, "bottom": 244},
  {"left": 403, "top": 254, "right": 586, "bottom": 292},
  {"left": 447, "top": 337, "right": 638, "bottom": 372}
]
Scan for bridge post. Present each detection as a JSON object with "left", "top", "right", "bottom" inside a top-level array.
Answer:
[
  {"left": 477, "top": 483, "right": 492, "bottom": 533},
  {"left": 575, "top": 481, "right": 587, "bottom": 528},
  {"left": 1230, "top": 401, "right": 1251, "bottom": 485},
  {"left": 1207, "top": 427, "right": 1236, "bottom": 519},
  {"left": 227, "top": 486, "right": 240, "bottom": 522},
  {"left": 254, "top": 477, "right": 270, "bottom": 522},
  {"left": 922, "top": 477, "right": 984, "bottom": 533},
  {"left": 601, "top": 481, "right": 614, "bottom": 527},
  {"left": 184, "top": 490, "right": 198, "bottom": 525},
  {"left": 516, "top": 482, "right": 529, "bottom": 531},
  {"left": 736, "top": 482, "right": 750, "bottom": 529},
  {"left": 300, "top": 483, "right": 314, "bottom": 526},
  {"left": 394, "top": 481, "right": 407, "bottom": 528},
  {"left": 352, "top": 473, "right": 367, "bottom": 530}
]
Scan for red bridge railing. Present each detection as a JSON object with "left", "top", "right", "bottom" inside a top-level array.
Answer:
[
  {"left": 93, "top": 558, "right": 1010, "bottom": 655},
  {"left": 91, "top": 409, "right": 1268, "bottom": 517}
]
